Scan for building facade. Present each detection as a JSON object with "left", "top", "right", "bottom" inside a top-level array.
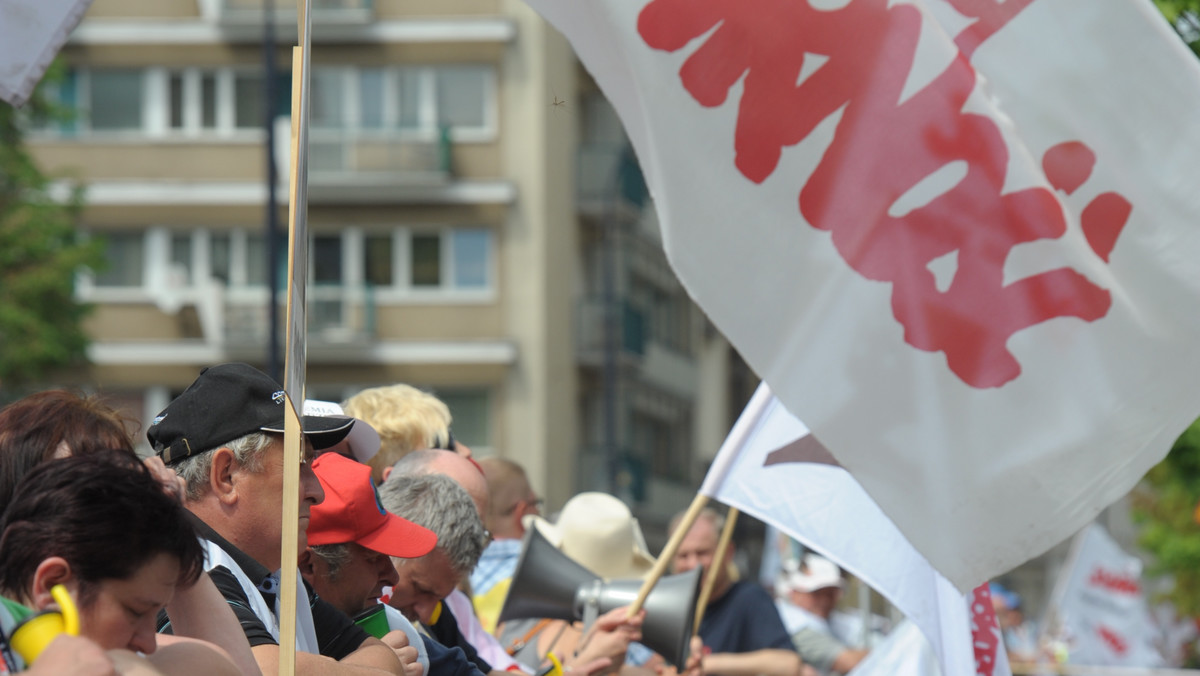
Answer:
[{"left": 29, "top": 0, "right": 736, "bottom": 516}]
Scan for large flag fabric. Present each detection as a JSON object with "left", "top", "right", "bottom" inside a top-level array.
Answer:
[
  {"left": 521, "top": 0, "right": 1200, "bottom": 589},
  {"left": 0, "top": 0, "right": 93, "bottom": 106},
  {"left": 700, "top": 384, "right": 1010, "bottom": 676},
  {"left": 1043, "top": 523, "right": 1165, "bottom": 667}
]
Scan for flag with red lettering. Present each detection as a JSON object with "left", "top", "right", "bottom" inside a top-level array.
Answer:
[
  {"left": 1043, "top": 524, "right": 1165, "bottom": 667},
  {"left": 523, "top": 0, "right": 1200, "bottom": 589},
  {"left": 0, "top": 0, "right": 93, "bottom": 106},
  {"left": 700, "top": 384, "right": 1009, "bottom": 676}
]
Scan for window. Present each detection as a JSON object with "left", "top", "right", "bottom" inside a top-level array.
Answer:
[
  {"left": 436, "top": 67, "right": 487, "bottom": 129},
  {"left": 88, "top": 70, "right": 143, "bottom": 131},
  {"left": 169, "top": 233, "right": 193, "bottom": 285},
  {"left": 36, "top": 65, "right": 491, "bottom": 139},
  {"left": 407, "top": 229, "right": 492, "bottom": 292},
  {"left": 235, "top": 71, "right": 291, "bottom": 130},
  {"left": 410, "top": 234, "right": 441, "bottom": 287},
  {"left": 451, "top": 230, "right": 490, "bottom": 289},
  {"left": 92, "top": 233, "right": 145, "bottom": 287},
  {"left": 313, "top": 235, "right": 342, "bottom": 284},
  {"left": 363, "top": 234, "right": 393, "bottom": 285}
]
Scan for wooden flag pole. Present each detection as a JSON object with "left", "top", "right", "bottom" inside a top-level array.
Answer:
[
  {"left": 626, "top": 492, "right": 709, "bottom": 618},
  {"left": 278, "top": 0, "right": 313, "bottom": 672},
  {"left": 693, "top": 507, "right": 738, "bottom": 635}
]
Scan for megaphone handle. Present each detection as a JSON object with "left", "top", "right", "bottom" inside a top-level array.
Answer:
[{"left": 581, "top": 601, "right": 598, "bottom": 637}]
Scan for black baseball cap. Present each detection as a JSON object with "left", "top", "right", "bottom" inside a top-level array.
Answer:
[{"left": 148, "top": 363, "right": 354, "bottom": 465}]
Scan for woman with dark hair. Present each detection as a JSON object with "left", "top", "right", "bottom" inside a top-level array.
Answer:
[
  {"left": 0, "top": 451, "right": 234, "bottom": 675},
  {"left": 0, "top": 392, "right": 258, "bottom": 675},
  {"left": 0, "top": 390, "right": 138, "bottom": 509}
]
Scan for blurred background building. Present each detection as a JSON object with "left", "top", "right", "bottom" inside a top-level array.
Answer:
[{"left": 26, "top": 0, "right": 757, "bottom": 536}]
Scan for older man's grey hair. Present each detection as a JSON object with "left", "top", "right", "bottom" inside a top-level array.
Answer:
[
  {"left": 378, "top": 473, "right": 486, "bottom": 576},
  {"left": 388, "top": 448, "right": 443, "bottom": 478}
]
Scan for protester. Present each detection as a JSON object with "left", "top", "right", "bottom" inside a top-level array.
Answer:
[
  {"left": 499, "top": 492, "right": 654, "bottom": 676},
  {"left": 300, "top": 452, "right": 485, "bottom": 676},
  {"left": 669, "top": 509, "right": 807, "bottom": 676},
  {"left": 773, "top": 555, "right": 866, "bottom": 676},
  {"left": 0, "top": 390, "right": 259, "bottom": 676},
  {"left": 341, "top": 384, "right": 470, "bottom": 483},
  {"left": 147, "top": 362, "right": 409, "bottom": 675},
  {"left": 384, "top": 449, "right": 522, "bottom": 674},
  {"left": 376, "top": 474, "right": 495, "bottom": 673},
  {"left": 472, "top": 457, "right": 542, "bottom": 630},
  {"left": 0, "top": 452, "right": 237, "bottom": 676}
]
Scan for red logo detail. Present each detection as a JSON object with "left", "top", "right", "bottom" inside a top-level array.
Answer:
[
  {"left": 1097, "top": 624, "right": 1129, "bottom": 656},
  {"left": 637, "top": 0, "right": 1132, "bottom": 388},
  {"left": 1088, "top": 567, "right": 1141, "bottom": 595},
  {"left": 969, "top": 585, "right": 1000, "bottom": 676}
]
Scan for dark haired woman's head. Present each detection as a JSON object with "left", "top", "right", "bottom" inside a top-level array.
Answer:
[
  {"left": 0, "top": 451, "right": 203, "bottom": 653},
  {"left": 0, "top": 390, "right": 137, "bottom": 508}
]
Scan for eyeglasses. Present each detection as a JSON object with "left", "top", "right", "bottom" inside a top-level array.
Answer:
[
  {"left": 499, "top": 496, "right": 544, "bottom": 516},
  {"left": 434, "top": 428, "right": 456, "bottom": 452}
]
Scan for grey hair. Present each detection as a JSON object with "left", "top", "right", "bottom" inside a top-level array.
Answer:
[
  {"left": 669, "top": 506, "right": 725, "bottom": 538},
  {"left": 378, "top": 473, "right": 485, "bottom": 576},
  {"left": 310, "top": 543, "right": 353, "bottom": 580},
  {"left": 173, "top": 432, "right": 276, "bottom": 502}
]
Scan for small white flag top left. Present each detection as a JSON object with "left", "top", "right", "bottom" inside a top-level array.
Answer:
[{"left": 0, "top": 0, "right": 94, "bottom": 106}]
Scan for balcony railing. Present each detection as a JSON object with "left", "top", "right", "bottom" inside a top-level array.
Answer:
[
  {"left": 212, "top": 0, "right": 374, "bottom": 26},
  {"left": 309, "top": 131, "right": 450, "bottom": 179},
  {"left": 219, "top": 284, "right": 377, "bottom": 348}
]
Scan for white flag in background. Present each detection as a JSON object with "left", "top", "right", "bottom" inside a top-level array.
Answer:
[
  {"left": 0, "top": 0, "right": 93, "bottom": 106},
  {"left": 700, "top": 384, "right": 1010, "bottom": 676},
  {"left": 1045, "top": 524, "right": 1165, "bottom": 667},
  {"left": 521, "top": 0, "right": 1200, "bottom": 589}
]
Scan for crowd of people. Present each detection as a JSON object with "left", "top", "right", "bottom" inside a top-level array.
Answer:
[{"left": 0, "top": 362, "right": 866, "bottom": 675}]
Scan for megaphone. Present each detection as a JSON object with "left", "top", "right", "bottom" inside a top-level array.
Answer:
[{"left": 499, "top": 526, "right": 701, "bottom": 666}]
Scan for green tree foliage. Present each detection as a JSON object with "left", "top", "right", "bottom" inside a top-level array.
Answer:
[
  {"left": 1133, "top": 421, "right": 1200, "bottom": 618},
  {"left": 1155, "top": 0, "right": 1200, "bottom": 55},
  {"left": 0, "top": 65, "right": 102, "bottom": 393}
]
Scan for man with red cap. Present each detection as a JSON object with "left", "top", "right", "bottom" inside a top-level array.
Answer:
[{"left": 303, "top": 453, "right": 486, "bottom": 676}]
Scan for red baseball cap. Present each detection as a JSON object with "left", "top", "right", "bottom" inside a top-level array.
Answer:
[{"left": 308, "top": 454, "right": 437, "bottom": 558}]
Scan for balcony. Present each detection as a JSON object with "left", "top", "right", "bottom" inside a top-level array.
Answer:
[
  {"left": 221, "top": 285, "right": 377, "bottom": 349},
  {"left": 576, "top": 297, "right": 646, "bottom": 366},
  {"left": 309, "top": 131, "right": 450, "bottom": 180},
  {"left": 210, "top": 0, "right": 374, "bottom": 27},
  {"left": 577, "top": 143, "right": 649, "bottom": 219}
]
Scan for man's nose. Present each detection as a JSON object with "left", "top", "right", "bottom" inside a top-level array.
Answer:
[
  {"left": 377, "top": 553, "right": 400, "bottom": 587},
  {"left": 301, "top": 463, "right": 325, "bottom": 505}
]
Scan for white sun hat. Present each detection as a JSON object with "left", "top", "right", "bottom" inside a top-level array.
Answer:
[{"left": 524, "top": 492, "right": 656, "bottom": 580}]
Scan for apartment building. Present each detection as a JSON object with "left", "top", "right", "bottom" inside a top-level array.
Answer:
[{"left": 26, "top": 0, "right": 738, "bottom": 515}]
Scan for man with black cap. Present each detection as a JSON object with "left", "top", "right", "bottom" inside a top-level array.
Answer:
[{"left": 149, "top": 362, "right": 410, "bottom": 675}]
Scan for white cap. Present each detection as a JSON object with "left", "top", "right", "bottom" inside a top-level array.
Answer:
[
  {"left": 789, "top": 554, "right": 844, "bottom": 593},
  {"left": 303, "top": 399, "right": 381, "bottom": 464}
]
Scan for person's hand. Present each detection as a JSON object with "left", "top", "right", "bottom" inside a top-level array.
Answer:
[
  {"left": 143, "top": 456, "right": 186, "bottom": 503},
  {"left": 655, "top": 636, "right": 704, "bottom": 676},
  {"left": 381, "top": 629, "right": 423, "bottom": 676},
  {"left": 27, "top": 634, "right": 117, "bottom": 676},
  {"left": 570, "top": 607, "right": 644, "bottom": 675}
]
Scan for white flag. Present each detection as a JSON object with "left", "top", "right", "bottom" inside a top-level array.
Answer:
[
  {"left": 0, "top": 0, "right": 93, "bottom": 106},
  {"left": 700, "top": 384, "right": 1010, "bottom": 676},
  {"left": 1045, "top": 524, "right": 1165, "bottom": 667},
  {"left": 521, "top": 0, "right": 1200, "bottom": 589}
]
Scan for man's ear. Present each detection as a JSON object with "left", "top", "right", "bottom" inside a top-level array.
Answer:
[
  {"left": 209, "top": 447, "right": 238, "bottom": 505},
  {"left": 298, "top": 549, "right": 317, "bottom": 577},
  {"left": 381, "top": 465, "right": 393, "bottom": 482},
  {"left": 29, "top": 557, "right": 74, "bottom": 611}
]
